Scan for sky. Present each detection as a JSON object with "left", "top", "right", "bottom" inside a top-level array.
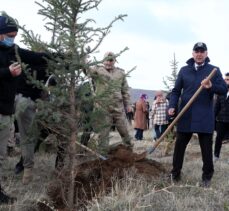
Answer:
[{"left": 2, "top": 0, "right": 229, "bottom": 90}]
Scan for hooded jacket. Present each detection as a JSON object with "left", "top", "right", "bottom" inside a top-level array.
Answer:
[{"left": 169, "top": 57, "right": 227, "bottom": 133}]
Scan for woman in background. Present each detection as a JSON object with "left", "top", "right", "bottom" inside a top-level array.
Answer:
[
  {"left": 151, "top": 90, "right": 169, "bottom": 140},
  {"left": 134, "top": 94, "right": 148, "bottom": 140}
]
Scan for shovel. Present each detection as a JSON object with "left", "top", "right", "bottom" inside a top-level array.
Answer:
[
  {"left": 147, "top": 67, "right": 217, "bottom": 154},
  {"left": 38, "top": 121, "right": 108, "bottom": 160}
]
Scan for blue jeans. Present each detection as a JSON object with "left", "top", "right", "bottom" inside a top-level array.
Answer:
[
  {"left": 135, "top": 128, "right": 143, "bottom": 140},
  {"left": 154, "top": 124, "right": 168, "bottom": 139}
]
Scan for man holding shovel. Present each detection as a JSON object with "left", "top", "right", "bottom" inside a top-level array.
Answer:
[{"left": 168, "top": 42, "right": 227, "bottom": 187}]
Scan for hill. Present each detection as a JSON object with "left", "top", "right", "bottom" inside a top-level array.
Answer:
[{"left": 130, "top": 88, "right": 156, "bottom": 104}]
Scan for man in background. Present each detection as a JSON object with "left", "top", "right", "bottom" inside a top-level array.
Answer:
[
  {"left": 214, "top": 72, "right": 229, "bottom": 161},
  {"left": 88, "top": 52, "right": 133, "bottom": 155}
]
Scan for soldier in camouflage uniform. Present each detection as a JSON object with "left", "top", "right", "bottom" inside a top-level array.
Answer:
[{"left": 88, "top": 52, "right": 133, "bottom": 155}]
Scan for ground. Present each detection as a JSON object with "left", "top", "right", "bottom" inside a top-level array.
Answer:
[{"left": 1, "top": 128, "right": 229, "bottom": 210}]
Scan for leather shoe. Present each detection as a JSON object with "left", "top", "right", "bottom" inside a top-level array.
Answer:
[
  {"left": 199, "top": 179, "right": 211, "bottom": 188},
  {"left": 167, "top": 173, "right": 181, "bottom": 182}
]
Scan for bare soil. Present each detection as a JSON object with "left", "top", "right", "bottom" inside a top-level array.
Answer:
[{"left": 46, "top": 144, "right": 167, "bottom": 210}]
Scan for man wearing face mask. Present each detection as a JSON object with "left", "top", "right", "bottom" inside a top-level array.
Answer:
[
  {"left": 0, "top": 12, "right": 50, "bottom": 189},
  {"left": 0, "top": 12, "right": 21, "bottom": 204}
]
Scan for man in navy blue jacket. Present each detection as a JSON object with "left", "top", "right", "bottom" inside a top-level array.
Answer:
[{"left": 168, "top": 42, "right": 227, "bottom": 187}]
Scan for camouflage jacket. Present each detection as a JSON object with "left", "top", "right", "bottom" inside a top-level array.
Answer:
[{"left": 89, "top": 65, "right": 131, "bottom": 111}]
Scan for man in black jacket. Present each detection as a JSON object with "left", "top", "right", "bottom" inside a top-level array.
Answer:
[
  {"left": 214, "top": 72, "right": 229, "bottom": 161},
  {"left": 0, "top": 12, "right": 21, "bottom": 204},
  {"left": 0, "top": 12, "right": 50, "bottom": 188}
]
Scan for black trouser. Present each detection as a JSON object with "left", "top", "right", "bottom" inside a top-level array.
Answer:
[
  {"left": 171, "top": 132, "right": 214, "bottom": 181},
  {"left": 214, "top": 122, "right": 229, "bottom": 158}
]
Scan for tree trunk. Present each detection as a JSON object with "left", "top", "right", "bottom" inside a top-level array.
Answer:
[{"left": 67, "top": 76, "right": 78, "bottom": 210}]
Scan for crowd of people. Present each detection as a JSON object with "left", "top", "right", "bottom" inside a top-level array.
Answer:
[{"left": 0, "top": 11, "right": 229, "bottom": 205}]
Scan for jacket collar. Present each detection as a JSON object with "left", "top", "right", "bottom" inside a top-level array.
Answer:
[
  {"left": 186, "top": 57, "right": 210, "bottom": 66},
  {"left": 0, "top": 43, "right": 16, "bottom": 52}
]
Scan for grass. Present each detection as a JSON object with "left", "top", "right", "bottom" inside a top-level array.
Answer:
[
  {"left": 1, "top": 153, "right": 55, "bottom": 211},
  {"left": 1, "top": 129, "right": 229, "bottom": 210}
]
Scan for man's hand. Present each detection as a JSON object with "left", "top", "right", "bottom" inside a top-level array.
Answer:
[
  {"left": 201, "top": 78, "right": 212, "bottom": 89},
  {"left": 127, "top": 106, "right": 132, "bottom": 113},
  {"left": 9, "top": 62, "right": 22, "bottom": 77},
  {"left": 168, "top": 108, "right": 175, "bottom": 116}
]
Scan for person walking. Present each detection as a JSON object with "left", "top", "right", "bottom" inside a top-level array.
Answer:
[
  {"left": 213, "top": 72, "right": 229, "bottom": 161},
  {"left": 134, "top": 94, "right": 148, "bottom": 141},
  {"left": 168, "top": 42, "right": 227, "bottom": 187}
]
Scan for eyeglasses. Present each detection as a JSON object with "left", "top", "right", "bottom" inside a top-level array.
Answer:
[{"left": 107, "top": 59, "right": 114, "bottom": 62}]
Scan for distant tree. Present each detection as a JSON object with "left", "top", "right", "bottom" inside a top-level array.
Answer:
[
  {"left": 163, "top": 53, "right": 179, "bottom": 92},
  {"left": 17, "top": 0, "right": 128, "bottom": 209}
]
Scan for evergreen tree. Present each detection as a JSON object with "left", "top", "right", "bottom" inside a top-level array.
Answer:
[
  {"left": 163, "top": 53, "right": 179, "bottom": 92},
  {"left": 17, "top": 0, "right": 128, "bottom": 208}
]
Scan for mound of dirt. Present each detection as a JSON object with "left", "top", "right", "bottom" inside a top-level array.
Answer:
[{"left": 46, "top": 144, "right": 167, "bottom": 210}]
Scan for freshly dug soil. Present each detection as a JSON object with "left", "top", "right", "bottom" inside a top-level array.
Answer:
[{"left": 46, "top": 144, "right": 167, "bottom": 210}]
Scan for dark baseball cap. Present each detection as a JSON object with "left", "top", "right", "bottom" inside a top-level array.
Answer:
[{"left": 193, "top": 42, "right": 207, "bottom": 51}]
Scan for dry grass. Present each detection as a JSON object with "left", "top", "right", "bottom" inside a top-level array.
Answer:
[
  {"left": 1, "top": 153, "right": 56, "bottom": 211},
  {"left": 1, "top": 129, "right": 229, "bottom": 211}
]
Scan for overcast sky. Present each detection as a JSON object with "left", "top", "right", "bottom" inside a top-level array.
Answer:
[{"left": 2, "top": 0, "right": 229, "bottom": 90}]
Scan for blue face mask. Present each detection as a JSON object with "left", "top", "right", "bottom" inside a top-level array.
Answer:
[{"left": 0, "top": 36, "right": 15, "bottom": 47}]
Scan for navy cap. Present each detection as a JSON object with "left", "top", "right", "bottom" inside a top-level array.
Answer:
[
  {"left": 193, "top": 42, "right": 207, "bottom": 51},
  {"left": 0, "top": 12, "right": 18, "bottom": 35}
]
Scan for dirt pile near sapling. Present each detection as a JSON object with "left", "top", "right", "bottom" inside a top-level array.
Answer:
[{"left": 47, "top": 144, "right": 167, "bottom": 209}]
